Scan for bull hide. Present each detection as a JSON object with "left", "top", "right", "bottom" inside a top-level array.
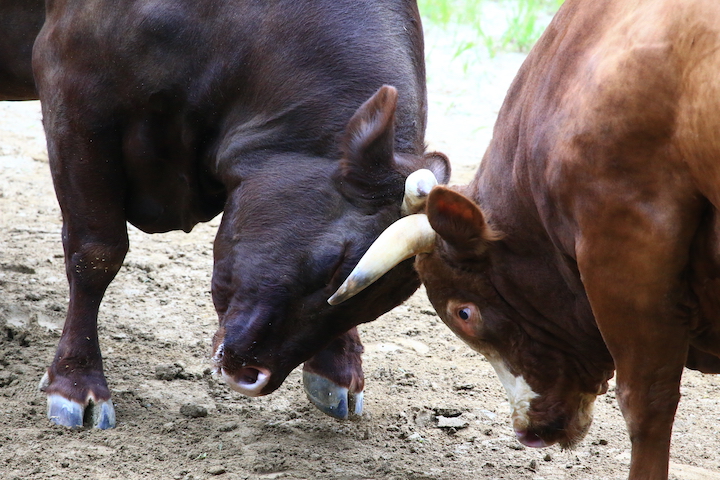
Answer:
[
  {"left": 330, "top": 0, "right": 720, "bottom": 478},
  {"left": 31, "top": 0, "right": 449, "bottom": 429}
]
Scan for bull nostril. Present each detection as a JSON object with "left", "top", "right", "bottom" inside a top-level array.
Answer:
[
  {"left": 238, "top": 367, "right": 262, "bottom": 385},
  {"left": 220, "top": 365, "right": 272, "bottom": 397}
]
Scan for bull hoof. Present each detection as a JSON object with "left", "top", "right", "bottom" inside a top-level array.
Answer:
[
  {"left": 302, "top": 370, "right": 363, "bottom": 420},
  {"left": 41, "top": 373, "right": 116, "bottom": 429},
  {"left": 46, "top": 394, "right": 116, "bottom": 429}
]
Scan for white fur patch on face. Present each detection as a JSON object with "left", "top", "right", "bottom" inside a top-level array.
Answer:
[
  {"left": 211, "top": 343, "right": 225, "bottom": 374},
  {"left": 576, "top": 392, "right": 596, "bottom": 432},
  {"left": 484, "top": 353, "right": 539, "bottom": 431}
]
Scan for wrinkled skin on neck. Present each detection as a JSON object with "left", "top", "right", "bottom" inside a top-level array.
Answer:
[{"left": 416, "top": 186, "right": 615, "bottom": 449}]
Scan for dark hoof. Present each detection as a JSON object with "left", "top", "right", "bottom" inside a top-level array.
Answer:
[
  {"left": 42, "top": 374, "right": 116, "bottom": 429},
  {"left": 302, "top": 370, "right": 363, "bottom": 420}
]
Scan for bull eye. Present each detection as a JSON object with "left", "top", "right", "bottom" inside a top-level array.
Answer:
[{"left": 458, "top": 307, "right": 471, "bottom": 321}]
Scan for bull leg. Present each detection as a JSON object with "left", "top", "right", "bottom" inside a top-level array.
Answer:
[
  {"left": 302, "top": 327, "right": 364, "bottom": 420},
  {"left": 38, "top": 113, "right": 128, "bottom": 429},
  {"left": 577, "top": 209, "right": 696, "bottom": 479}
]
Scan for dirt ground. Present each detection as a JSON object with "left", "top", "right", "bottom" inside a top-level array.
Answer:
[{"left": 2, "top": 26, "right": 720, "bottom": 480}]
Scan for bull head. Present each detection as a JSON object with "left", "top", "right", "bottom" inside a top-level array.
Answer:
[
  {"left": 211, "top": 85, "right": 450, "bottom": 409},
  {"left": 329, "top": 186, "right": 607, "bottom": 448}
]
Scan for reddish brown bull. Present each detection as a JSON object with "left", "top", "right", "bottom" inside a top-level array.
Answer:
[
  {"left": 32, "top": 0, "right": 449, "bottom": 429},
  {"left": 330, "top": 0, "right": 720, "bottom": 477}
]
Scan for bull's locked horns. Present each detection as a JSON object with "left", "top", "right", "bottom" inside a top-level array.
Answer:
[{"left": 329, "top": 169, "right": 438, "bottom": 305}]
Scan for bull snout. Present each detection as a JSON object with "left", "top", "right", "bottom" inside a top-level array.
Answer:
[
  {"left": 512, "top": 418, "right": 569, "bottom": 448},
  {"left": 212, "top": 343, "right": 272, "bottom": 396},
  {"left": 511, "top": 392, "right": 597, "bottom": 450},
  {"left": 514, "top": 429, "right": 550, "bottom": 448}
]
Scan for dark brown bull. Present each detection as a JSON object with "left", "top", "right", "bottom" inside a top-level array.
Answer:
[
  {"left": 32, "top": 0, "right": 449, "bottom": 429},
  {"left": 330, "top": 0, "right": 720, "bottom": 477}
]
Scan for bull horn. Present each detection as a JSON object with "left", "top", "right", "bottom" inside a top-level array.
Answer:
[
  {"left": 401, "top": 169, "right": 438, "bottom": 216},
  {"left": 328, "top": 214, "right": 436, "bottom": 305}
]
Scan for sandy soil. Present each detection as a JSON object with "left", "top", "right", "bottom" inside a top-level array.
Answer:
[{"left": 2, "top": 25, "right": 720, "bottom": 480}]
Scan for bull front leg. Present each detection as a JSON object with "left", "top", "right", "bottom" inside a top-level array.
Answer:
[
  {"left": 576, "top": 198, "right": 699, "bottom": 479},
  {"left": 302, "top": 327, "right": 365, "bottom": 419},
  {"left": 39, "top": 226, "right": 127, "bottom": 429},
  {"left": 36, "top": 109, "right": 128, "bottom": 429},
  {"left": 34, "top": 0, "right": 138, "bottom": 429},
  {"left": 38, "top": 186, "right": 128, "bottom": 429}
]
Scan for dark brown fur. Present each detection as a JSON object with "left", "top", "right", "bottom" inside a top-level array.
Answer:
[{"left": 32, "top": 0, "right": 449, "bottom": 424}]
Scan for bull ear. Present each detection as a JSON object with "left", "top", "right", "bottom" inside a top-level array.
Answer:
[
  {"left": 337, "top": 85, "right": 403, "bottom": 205},
  {"left": 423, "top": 151, "right": 451, "bottom": 185},
  {"left": 426, "top": 186, "right": 501, "bottom": 259}
]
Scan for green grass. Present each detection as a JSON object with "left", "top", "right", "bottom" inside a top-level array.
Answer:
[
  {"left": 418, "top": 0, "right": 484, "bottom": 28},
  {"left": 418, "top": 0, "right": 564, "bottom": 57}
]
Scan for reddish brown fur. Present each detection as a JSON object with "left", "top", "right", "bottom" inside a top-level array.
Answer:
[{"left": 415, "top": 0, "right": 720, "bottom": 478}]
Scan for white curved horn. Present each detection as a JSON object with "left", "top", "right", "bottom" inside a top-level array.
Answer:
[
  {"left": 328, "top": 214, "right": 436, "bottom": 305},
  {"left": 401, "top": 169, "right": 438, "bottom": 215}
]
